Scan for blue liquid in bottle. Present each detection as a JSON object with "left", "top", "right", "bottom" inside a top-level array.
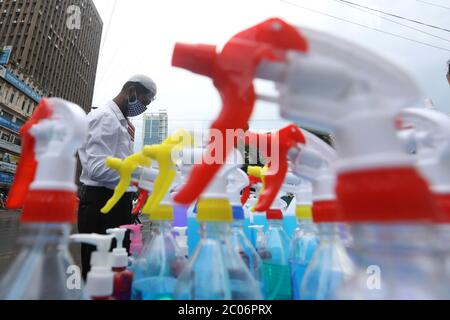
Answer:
[
  {"left": 132, "top": 277, "right": 176, "bottom": 300},
  {"left": 300, "top": 223, "right": 354, "bottom": 300},
  {"left": 187, "top": 203, "right": 200, "bottom": 257},
  {"left": 262, "top": 262, "right": 292, "bottom": 300},
  {"left": 261, "top": 217, "right": 292, "bottom": 300},
  {"left": 289, "top": 218, "right": 319, "bottom": 300},
  {"left": 131, "top": 221, "right": 187, "bottom": 300},
  {"left": 290, "top": 262, "right": 310, "bottom": 300}
]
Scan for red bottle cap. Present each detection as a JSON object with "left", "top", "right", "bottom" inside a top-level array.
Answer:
[
  {"left": 336, "top": 167, "right": 439, "bottom": 223},
  {"left": 21, "top": 190, "right": 79, "bottom": 224},
  {"left": 313, "top": 200, "right": 340, "bottom": 223},
  {"left": 434, "top": 194, "right": 450, "bottom": 224}
]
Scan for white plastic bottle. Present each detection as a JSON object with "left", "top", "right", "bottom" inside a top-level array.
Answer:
[{"left": 70, "top": 234, "right": 115, "bottom": 300}]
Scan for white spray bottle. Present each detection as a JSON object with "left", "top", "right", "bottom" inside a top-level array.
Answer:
[{"left": 0, "top": 98, "right": 87, "bottom": 300}]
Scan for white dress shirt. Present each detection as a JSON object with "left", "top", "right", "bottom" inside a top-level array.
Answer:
[{"left": 79, "top": 100, "right": 134, "bottom": 190}]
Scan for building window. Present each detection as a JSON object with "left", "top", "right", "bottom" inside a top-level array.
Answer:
[
  {"left": 1, "top": 111, "right": 12, "bottom": 120},
  {"left": 1, "top": 133, "right": 10, "bottom": 142}
]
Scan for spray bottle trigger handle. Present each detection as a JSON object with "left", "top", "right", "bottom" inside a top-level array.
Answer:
[
  {"left": 247, "top": 125, "right": 306, "bottom": 212},
  {"left": 106, "top": 158, "right": 122, "bottom": 171},
  {"left": 241, "top": 174, "right": 263, "bottom": 205},
  {"left": 101, "top": 152, "right": 151, "bottom": 214},
  {"left": 132, "top": 189, "right": 149, "bottom": 216},
  {"left": 247, "top": 166, "right": 263, "bottom": 179},
  {"left": 142, "top": 129, "right": 192, "bottom": 215},
  {"left": 247, "top": 166, "right": 267, "bottom": 212},
  {"left": 241, "top": 186, "right": 250, "bottom": 205}
]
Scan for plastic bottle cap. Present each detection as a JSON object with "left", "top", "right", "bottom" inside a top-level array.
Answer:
[
  {"left": 296, "top": 205, "right": 313, "bottom": 220},
  {"left": 196, "top": 149, "right": 244, "bottom": 223},
  {"left": 312, "top": 200, "right": 340, "bottom": 223},
  {"left": 434, "top": 194, "right": 450, "bottom": 224},
  {"left": 336, "top": 168, "right": 438, "bottom": 223},
  {"left": 232, "top": 206, "right": 245, "bottom": 220},
  {"left": 106, "top": 228, "right": 128, "bottom": 268}
]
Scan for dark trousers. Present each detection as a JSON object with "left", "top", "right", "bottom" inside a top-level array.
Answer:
[{"left": 77, "top": 185, "right": 133, "bottom": 280}]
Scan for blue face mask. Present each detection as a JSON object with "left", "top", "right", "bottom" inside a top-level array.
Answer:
[{"left": 127, "top": 95, "right": 147, "bottom": 117}]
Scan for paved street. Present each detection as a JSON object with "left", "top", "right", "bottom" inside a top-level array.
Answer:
[
  {"left": 0, "top": 210, "right": 20, "bottom": 276},
  {"left": 0, "top": 210, "right": 81, "bottom": 277}
]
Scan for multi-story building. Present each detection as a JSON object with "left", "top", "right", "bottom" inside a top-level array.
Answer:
[
  {"left": 143, "top": 111, "right": 169, "bottom": 146},
  {"left": 0, "top": 0, "right": 103, "bottom": 190}
]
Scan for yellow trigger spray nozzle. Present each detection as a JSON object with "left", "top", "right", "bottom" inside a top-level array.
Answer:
[
  {"left": 247, "top": 165, "right": 269, "bottom": 212},
  {"left": 248, "top": 166, "right": 263, "bottom": 179},
  {"left": 101, "top": 152, "right": 151, "bottom": 214},
  {"left": 141, "top": 129, "right": 193, "bottom": 217},
  {"left": 106, "top": 158, "right": 123, "bottom": 171}
]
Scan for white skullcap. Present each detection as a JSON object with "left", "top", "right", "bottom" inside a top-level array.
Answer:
[{"left": 128, "top": 74, "right": 157, "bottom": 98}]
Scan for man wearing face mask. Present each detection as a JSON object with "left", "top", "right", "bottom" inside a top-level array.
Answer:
[{"left": 77, "top": 75, "right": 157, "bottom": 279}]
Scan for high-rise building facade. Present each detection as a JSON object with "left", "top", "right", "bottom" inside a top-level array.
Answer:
[
  {"left": 0, "top": 0, "right": 103, "bottom": 189},
  {"left": 143, "top": 111, "right": 169, "bottom": 146}
]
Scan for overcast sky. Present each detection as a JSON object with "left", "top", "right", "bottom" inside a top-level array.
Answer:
[{"left": 91, "top": 0, "right": 450, "bottom": 151}]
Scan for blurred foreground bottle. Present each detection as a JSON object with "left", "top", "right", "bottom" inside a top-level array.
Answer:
[{"left": 0, "top": 98, "right": 87, "bottom": 300}]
